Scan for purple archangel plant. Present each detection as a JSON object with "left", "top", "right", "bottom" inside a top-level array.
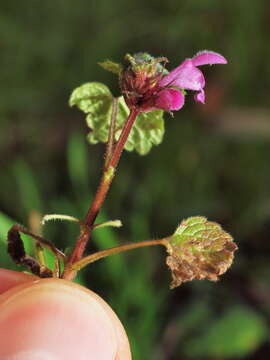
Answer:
[{"left": 7, "top": 50, "right": 237, "bottom": 289}]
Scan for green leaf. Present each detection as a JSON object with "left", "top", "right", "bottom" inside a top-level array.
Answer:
[
  {"left": 98, "top": 60, "right": 123, "bottom": 75},
  {"left": 184, "top": 306, "right": 267, "bottom": 358},
  {"left": 70, "top": 82, "right": 164, "bottom": 155},
  {"left": 69, "top": 82, "right": 113, "bottom": 114},
  {"left": 166, "top": 216, "right": 238, "bottom": 288}
]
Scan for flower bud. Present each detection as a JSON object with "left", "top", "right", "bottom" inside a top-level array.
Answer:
[{"left": 119, "top": 53, "right": 168, "bottom": 111}]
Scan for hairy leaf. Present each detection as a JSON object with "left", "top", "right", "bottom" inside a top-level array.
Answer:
[
  {"left": 69, "top": 82, "right": 113, "bottom": 114},
  {"left": 70, "top": 82, "right": 165, "bottom": 155},
  {"left": 166, "top": 216, "right": 238, "bottom": 288}
]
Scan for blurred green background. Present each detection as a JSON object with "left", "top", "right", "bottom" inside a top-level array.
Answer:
[{"left": 0, "top": 1, "right": 270, "bottom": 359}]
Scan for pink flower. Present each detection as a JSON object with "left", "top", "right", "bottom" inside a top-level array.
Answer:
[
  {"left": 120, "top": 51, "right": 227, "bottom": 113},
  {"left": 155, "top": 51, "right": 227, "bottom": 111}
]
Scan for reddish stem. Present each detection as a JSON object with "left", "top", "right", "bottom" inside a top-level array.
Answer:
[
  {"left": 104, "top": 97, "right": 118, "bottom": 169},
  {"left": 84, "top": 108, "right": 139, "bottom": 227},
  {"left": 109, "top": 108, "right": 139, "bottom": 168},
  {"left": 63, "top": 108, "right": 139, "bottom": 280}
]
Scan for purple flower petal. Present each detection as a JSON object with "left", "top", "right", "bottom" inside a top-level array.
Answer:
[
  {"left": 192, "top": 51, "right": 228, "bottom": 67},
  {"left": 194, "top": 89, "right": 205, "bottom": 104},
  {"left": 155, "top": 88, "right": 185, "bottom": 111},
  {"left": 159, "top": 59, "right": 205, "bottom": 91}
]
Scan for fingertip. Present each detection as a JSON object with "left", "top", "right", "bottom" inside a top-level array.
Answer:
[
  {"left": 0, "top": 278, "right": 131, "bottom": 360},
  {"left": 0, "top": 268, "right": 37, "bottom": 295}
]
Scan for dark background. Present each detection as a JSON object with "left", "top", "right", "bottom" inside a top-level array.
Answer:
[{"left": 0, "top": 1, "right": 270, "bottom": 359}]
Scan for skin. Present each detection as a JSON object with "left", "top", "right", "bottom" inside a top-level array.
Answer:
[{"left": 0, "top": 268, "right": 131, "bottom": 360}]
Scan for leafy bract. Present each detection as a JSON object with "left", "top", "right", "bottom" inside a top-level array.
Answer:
[
  {"left": 98, "top": 60, "right": 123, "bottom": 75},
  {"left": 69, "top": 82, "right": 165, "bottom": 155},
  {"left": 166, "top": 216, "right": 238, "bottom": 288}
]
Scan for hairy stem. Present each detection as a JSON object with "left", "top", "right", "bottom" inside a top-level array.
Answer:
[
  {"left": 83, "top": 167, "right": 115, "bottom": 227},
  {"left": 104, "top": 97, "right": 118, "bottom": 168},
  {"left": 72, "top": 238, "right": 168, "bottom": 271},
  {"left": 109, "top": 108, "right": 139, "bottom": 169},
  {"left": 62, "top": 108, "right": 139, "bottom": 280}
]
